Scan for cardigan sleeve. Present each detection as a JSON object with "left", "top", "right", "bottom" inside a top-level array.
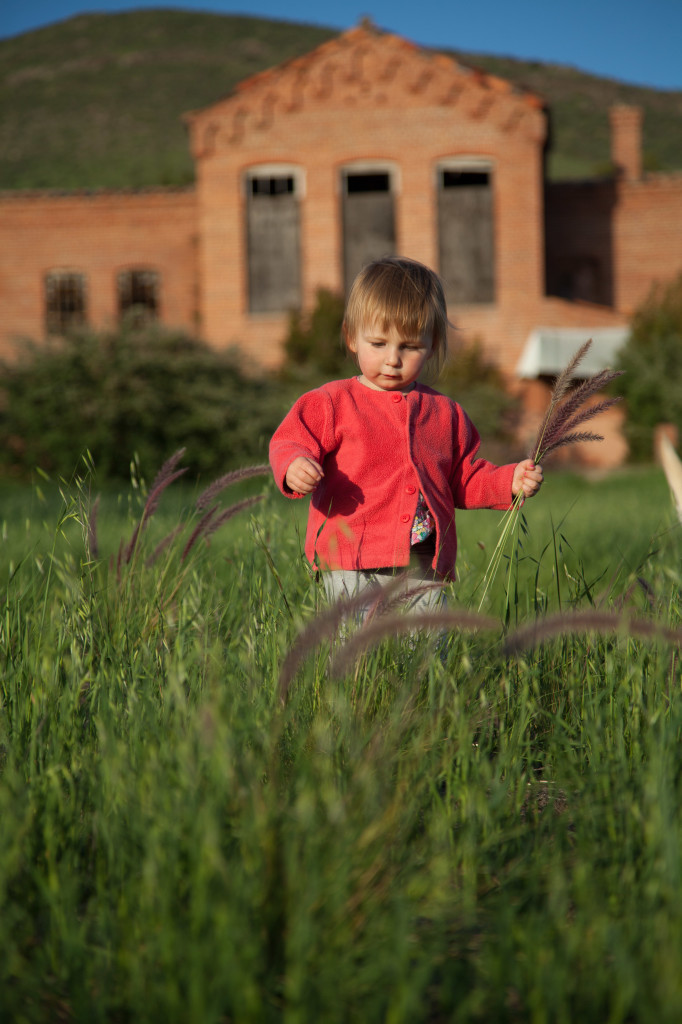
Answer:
[
  {"left": 448, "top": 404, "right": 516, "bottom": 510},
  {"left": 269, "top": 387, "right": 336, "bottom": 498}
]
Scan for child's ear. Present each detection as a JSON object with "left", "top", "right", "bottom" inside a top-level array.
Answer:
[{"left": 343, "top": 324, "right": 357, "bottom": 354}]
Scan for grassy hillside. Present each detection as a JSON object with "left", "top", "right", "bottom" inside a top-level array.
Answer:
[
  {"left": 1, "top": 9, "right": 681, "bottom": 189},
  {"left": 457, "top": 50, "right": 682, "bottom": 179}
]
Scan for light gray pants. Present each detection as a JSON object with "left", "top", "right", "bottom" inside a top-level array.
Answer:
[{"left": 321, "top": 536, "right": 446, "bottom": 624}]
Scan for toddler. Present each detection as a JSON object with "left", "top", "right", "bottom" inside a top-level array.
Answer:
[{"left": 269, "top": 257, "right": 543, "bottom": 618}]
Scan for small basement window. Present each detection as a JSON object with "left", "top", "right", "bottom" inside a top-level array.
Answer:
[{"left": 45, "top": 271, "right": 87, "bottom": 335}]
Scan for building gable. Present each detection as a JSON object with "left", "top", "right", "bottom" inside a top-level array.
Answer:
[{"left": 185, "top": 25, "right": 545, "bottom": 159}]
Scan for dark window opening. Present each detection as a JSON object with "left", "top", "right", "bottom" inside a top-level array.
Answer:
[
  {"left": 442, "top": 170, "right": 490, "bottom": 188},
  {"left": 247, "top": 173, "right": 301, "bottom": 314},
  {"left": 118, "top": 269, "right": 159, "bottom": 324},
  {"left": 438, "top": 166, "right": 495, "bottom": 304},
  {"left": 555, "top": 258, "right": 602, "bottom": 304},
  {"left": 45, "top": 272, "right": 86, "bottom": 335},
  {"left": 346, "top": 173, "right": 391, "bottom": 194},
  {"left": 342, "top": 170, "right": 395, "bottom": 292},
  {"left": 250, "top": 175, "right": 294, "bottom": 196}
]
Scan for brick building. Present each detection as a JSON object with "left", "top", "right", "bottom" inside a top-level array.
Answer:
[{"left": 2, "top": 25, "right": 681, "bottom": 460}]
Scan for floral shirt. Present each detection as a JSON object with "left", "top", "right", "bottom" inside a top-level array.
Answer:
[{"left": 410, "top": 492, "right": 434, "bottom": 545}]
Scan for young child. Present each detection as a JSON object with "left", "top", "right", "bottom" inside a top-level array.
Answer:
[{"left": 269, "top": 256, "right": 543, "bottom": 617}]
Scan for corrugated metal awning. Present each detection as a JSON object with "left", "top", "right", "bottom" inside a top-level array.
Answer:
[{"left": 516, "top": 327, "right": 629, "bottom": 379}]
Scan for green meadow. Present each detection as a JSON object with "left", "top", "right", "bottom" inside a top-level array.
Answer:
[{"left": 1, "top": 461, "right": 682, "bottom": 1022}]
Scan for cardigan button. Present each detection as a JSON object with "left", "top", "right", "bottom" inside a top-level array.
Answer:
[
  {"left": 400, "top": 513, "right": 410, "bottom": 523},
  {"left": 406, "top": 485, "right": 416, "bottom": 494},
  {"left": 391, "top": 393, "right": 402, "bottom": 403}
]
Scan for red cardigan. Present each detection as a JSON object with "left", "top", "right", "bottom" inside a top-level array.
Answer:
[{"left": 269, "top": 377, "right": 516, "bottom": 580}]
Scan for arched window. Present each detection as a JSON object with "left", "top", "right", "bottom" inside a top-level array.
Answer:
[
  {"left": 341, "top": 162, "right": 398, "bottom": 292},
  {"left": 45, "top": 270, "right": 87, "bottom": 335},
  {"left": 245, "top": 166, "right": 303, "bottom": 313},
  {"left": 437, "top": 161, "right": 495, "bottom": 304}
]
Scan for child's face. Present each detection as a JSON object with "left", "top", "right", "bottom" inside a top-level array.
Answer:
[{"left": 349, "top": 324, "right": 434, "bottom": 392}]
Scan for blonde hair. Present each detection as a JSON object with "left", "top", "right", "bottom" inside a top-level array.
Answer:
[{"left": 342, "top": 256, "right": 451, "bottom": 374}]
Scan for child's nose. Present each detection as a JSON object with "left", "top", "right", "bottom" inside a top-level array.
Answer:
[{"left": 385, "top": 347, "right": 401, "bottom": 365}]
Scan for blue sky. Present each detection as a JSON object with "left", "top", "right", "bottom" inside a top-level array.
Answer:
[{"left": 2, "top": 0, "right": 681, "bottom": 91}]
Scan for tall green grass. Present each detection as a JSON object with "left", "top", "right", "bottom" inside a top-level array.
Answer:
[{"left": 1, "top": 463, "right": 682, "bottom": 1022}]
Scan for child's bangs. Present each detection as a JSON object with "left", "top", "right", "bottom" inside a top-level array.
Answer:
[
  {"left": 366, "top": 282, "right": 434, "bottom": 342},
  {"left": 350, "top": 264, "right": 435, "bottom": 342}
]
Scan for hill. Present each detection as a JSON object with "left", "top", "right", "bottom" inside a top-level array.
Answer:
[{"left": 1, "top": 9, "right": 681, "bottom": 190}]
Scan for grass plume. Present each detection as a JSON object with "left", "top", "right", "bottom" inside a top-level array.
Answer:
[
  {"left": 196, "top": 464, "right": 270, "bottom": 511},
  {"left": 329, "top": 608, "right": 498, "bottom": 678},
  {"left": 478, "top": 339, "right": 624, "bottom": 612},
  {"left": 529, "top": 345, "right": 624, "bottom": 463},
  {"left": 504, "top": 608, "right": 682, "bottom": 654},
  {"left": 277, "top": 574, "right": 415, "bottom": 702}
]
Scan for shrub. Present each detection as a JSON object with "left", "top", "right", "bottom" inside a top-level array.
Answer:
[
  {"left": 282, "top": 288, "right": 351, "bottom": 383},
  {"left": 0, "top": 323, "right": 292, "bottom": 481},
  {"left": 437, "top": 337, "right": 521, "bottom": 459},
  {"left": 616, "top": 272, "right": 682, "bottom": 460}
]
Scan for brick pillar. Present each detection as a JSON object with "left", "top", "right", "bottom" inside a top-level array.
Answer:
[{"left": 609, "top": 105, "right": 642, "bottom": 182}]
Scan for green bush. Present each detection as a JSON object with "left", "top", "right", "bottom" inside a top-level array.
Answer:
[
  {"left": 616, "top": 272, "right": 682, "bottom": 460},
  {"left": 0, "top": 323, "right": 293, "bottom": 481},
  {"left": 282, "top": 287, "right": 351, "bottom": 383},
  {"left": 437, "top": 337, "right": 521, "bottom": 460}
]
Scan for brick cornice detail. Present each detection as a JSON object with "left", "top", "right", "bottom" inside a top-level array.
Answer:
[{"left": 185, "top": 27, "right": 545, "bottom": 158}]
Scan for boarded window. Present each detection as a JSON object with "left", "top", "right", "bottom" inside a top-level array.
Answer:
[
  {"left": 247, "top": 173, "right": 301, "bottom": 313},
  {"left": 118, "top": 269, "right": 160, "bottom": 324},
  {"left": 438, "top": 169, "right": 495, "bottom": 304},
  {"left": 45, "top": 271, "right": 86, "bottom": 335},
  {"left": 342, "top": 170, "right": 395, "bottom": 293}
]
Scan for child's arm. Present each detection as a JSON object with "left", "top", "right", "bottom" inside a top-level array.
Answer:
[
  {"left": 285, "top": 456, "right": 324, "bottom": 495},
  {"left": 512, "top": 459, "right": 544, "bottom": 498},
  {"left": 269, "top": 387, "right": 334, "bottom": 497}
]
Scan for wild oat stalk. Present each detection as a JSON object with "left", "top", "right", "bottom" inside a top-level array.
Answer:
[{"left": 477, "top": 339, "right": 624, "bottom": 613}]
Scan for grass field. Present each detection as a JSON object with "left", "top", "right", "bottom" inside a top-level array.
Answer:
[{"left": 2, "top": 461, "right": 682, "bottom": 1022}]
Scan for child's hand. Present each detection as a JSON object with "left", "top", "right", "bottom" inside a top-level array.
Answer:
[
  {"left": 512, "top": 459, "right": 543, "bottom": 499},
  {"left": 285, "top": 456, "right": 324, "bottom": 494}
]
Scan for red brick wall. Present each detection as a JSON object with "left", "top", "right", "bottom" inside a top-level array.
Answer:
[
  {"left": 0, "top": 188, "right": 198, "bottom": 358},
  {"left": 612, "top": 176, "right": 682, "bottom": 314}
]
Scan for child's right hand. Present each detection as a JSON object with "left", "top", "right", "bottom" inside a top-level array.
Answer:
[{"left": 285, "top": 456, "right": 324, "bottom": 494}]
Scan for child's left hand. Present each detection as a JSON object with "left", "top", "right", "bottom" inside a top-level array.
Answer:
[{"left": 512, "top": 459, "right": 544, "bottom": 499}]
